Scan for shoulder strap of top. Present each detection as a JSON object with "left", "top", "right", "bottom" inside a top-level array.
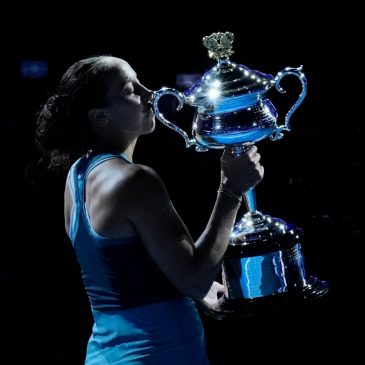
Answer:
[
  {"left": 70, "top": 153, "right": 131, "bottom": 242},
  {"left": 74, "top": 153, "right": 129, "bottom": 201}
]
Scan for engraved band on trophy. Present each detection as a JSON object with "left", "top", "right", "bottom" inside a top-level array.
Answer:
[{"left": 153, "top": 32, "right": 328, "bottom": 318}]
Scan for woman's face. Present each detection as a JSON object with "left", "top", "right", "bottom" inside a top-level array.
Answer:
[{"left": 101, "top": 57, "right": 155, "bottom": 138}]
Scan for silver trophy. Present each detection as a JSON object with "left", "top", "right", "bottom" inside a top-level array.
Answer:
[{"left": 153, "top": 32, "right": 328, "bottom": 318}]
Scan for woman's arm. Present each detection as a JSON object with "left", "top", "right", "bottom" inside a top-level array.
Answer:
[{"left": 102, "top": 146, "right": 263, "bottom": 300}]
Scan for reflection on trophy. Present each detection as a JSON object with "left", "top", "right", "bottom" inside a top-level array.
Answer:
[{"left": 153, "top": 32, "right": 328, "bottom": 318}]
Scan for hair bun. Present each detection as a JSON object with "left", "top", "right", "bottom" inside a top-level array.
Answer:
[{"left": 44, "top": 94, "right": 60, "bottom": 115}]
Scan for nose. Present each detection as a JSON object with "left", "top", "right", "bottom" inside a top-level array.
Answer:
[{"left": 139, "top": 84, "right": 153, "bottom": 102}]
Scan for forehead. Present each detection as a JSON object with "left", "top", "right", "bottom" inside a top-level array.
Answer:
[{"left": 103, "top": 57, "right": 137, "bottom": 84}]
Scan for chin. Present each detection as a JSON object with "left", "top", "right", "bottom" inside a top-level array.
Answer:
[
  {"left": 148, "top": 122, "right": 156, "bottom": 134},
  {"left": 142, "top": 116, "right": 156, "bottom": 135},
  {"left": 148, "top": 115, "right": 156, "bottom": 131}
]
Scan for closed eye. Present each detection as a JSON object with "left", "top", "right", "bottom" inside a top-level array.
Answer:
[{"left": 123, "top": 82, "right": 134, "bottom": 95}]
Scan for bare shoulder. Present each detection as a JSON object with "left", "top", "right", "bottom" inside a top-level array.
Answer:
[
  {"left": 86, "top": 159, "right": 170, "bottom": 238},
  {"left": 89, "top": 159, "right": 169, "bottom": 210},
  {"left": 127, "top": 164, "right": 165, "bottom": 190},
  {"left": 117, "top": 163, "right": 169, "bottom": 204},
  {"left": 111, "top": 162, "right": 172, "bottom": 224}
]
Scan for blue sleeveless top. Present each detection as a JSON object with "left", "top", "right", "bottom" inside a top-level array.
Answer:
[{"left": 68, "top": 153, "right": 210, "bottom": 365}]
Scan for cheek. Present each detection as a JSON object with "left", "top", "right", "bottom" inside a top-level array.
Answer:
[
  {"left": 108, "top": 102, "right": 144, "bottom": 130},
  {"left": 110, "top": 105, "right": 135, "bottom": 122}
]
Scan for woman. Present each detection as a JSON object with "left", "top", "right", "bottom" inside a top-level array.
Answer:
[{"left": 36, "top": 56, "right": 264, "bottom": 364}]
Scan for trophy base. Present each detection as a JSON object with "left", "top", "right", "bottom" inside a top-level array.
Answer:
[
  {"left": 211, "top": 212, "right": 329, "bottom": 320},
  {"left": 207, "top": 276, "right": 329, "bottom": 320}
]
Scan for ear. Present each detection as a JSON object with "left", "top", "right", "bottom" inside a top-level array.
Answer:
[{"left": 88, "top": 108, "right": 107, "bottom": 124}]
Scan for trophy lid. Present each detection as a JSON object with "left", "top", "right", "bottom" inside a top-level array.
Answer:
[{"left": 184, "top": 32, "right": 275, "bottom": 112}]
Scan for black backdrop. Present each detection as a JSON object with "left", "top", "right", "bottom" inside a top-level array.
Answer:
[{"left": 1, "top": 11, "right": 362, "bottom": 364}]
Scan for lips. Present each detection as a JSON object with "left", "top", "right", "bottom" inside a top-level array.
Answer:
[{"left": 144, "top": 100, "right": 154, "bottom": 113}]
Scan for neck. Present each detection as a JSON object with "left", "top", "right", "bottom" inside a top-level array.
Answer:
[
  {"left": 89, "top": 137, "right": 138, "bottom": 163},
  {"left": 122, "top": 139, "right": 137, "bottom": 163}
]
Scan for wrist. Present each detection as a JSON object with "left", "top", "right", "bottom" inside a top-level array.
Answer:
[
  {"left": 217, "top": 183, "right": 243, "bottom": 204},
  {"left": 219, "top": 182, "right": 243, "bottom": 196}
]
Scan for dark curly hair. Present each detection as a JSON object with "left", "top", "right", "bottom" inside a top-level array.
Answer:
[{"left": 35, "top": 56, "right": 115, "bottom": 170}]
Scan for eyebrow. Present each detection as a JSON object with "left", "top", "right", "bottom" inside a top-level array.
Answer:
[
  {"left": 123, "top": 73, "right": 138, "bottom": 83},
  {"left": 123, "top": 76, "right": 132, "bottom": 84}
]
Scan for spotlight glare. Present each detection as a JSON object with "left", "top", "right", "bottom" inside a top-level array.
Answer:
[{"left": 207, "top": 88, "right": 221, "bottom": 100}]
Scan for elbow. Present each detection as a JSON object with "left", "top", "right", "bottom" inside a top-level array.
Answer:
[
  {"left": 184, "top": 262, "right": 221, "bottom": 300},
  {"left": 170, "top": 259, "right": 221, "bottom": 301},
  {"left": 179, "top": 279, "right": 213, "bottom": 301},
  {"left": 181, "top": 288, "right": 207, "bottom": 302}
]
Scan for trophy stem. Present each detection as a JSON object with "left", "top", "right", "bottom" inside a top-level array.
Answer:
[{"left": 243, "top": 188, "right": 257, "bottom": 212}]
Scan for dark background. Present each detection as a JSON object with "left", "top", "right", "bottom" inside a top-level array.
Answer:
[{"left": 0, "top": 10, "right": 362, "bottom": 364}]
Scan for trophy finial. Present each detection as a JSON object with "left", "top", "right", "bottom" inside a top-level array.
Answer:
[{"left": 202, "top": 32, "right": 234, "bottom": 60}]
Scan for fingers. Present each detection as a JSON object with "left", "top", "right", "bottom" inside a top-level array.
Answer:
[
  {"left": 246, "top": 145, "right": 258, "bottom": 157},
  {"left": 220, "top": 144, "right": 264, "bottom": 192},
  {"left": 257, "top": 165, "right": 264, "bottom": 180},
  {"left": 246, "top": 145, "right": 261, "bottom": 164},
  {"left": 222, "top": 145, "right": 259, "bottom": 158},
  {"left": 217, "top": 284, "right": 225, "bottom": 294},
  {"left": 252, "top": 153, "right": 261, "bottom": 164},
  {"left": 212, "top": 281, "right": 225, "bottom": 293},
  {"left": 221, "top": 148, "right": 233, "bottom": 162}
]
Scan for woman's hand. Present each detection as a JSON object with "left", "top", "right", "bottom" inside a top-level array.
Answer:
[
  {"left": 195, "top": 281, "right": 225, "bottom": 314},
  {"left": 195, "top": 281, "right": 237, "bottom": 320},
  {"left": 220, "top": 145, "right": 264, "bottom": 195}
]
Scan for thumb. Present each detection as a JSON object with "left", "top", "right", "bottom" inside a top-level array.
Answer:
[
  {"left": 212, "top": 281, "right": 225, "bottom": 293},
  {"left": 216, "top": 283, "right": 225, "bottom": 293}
]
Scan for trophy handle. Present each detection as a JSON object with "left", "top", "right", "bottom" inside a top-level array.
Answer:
[
  {"left": 270, "top": 66, "right": 307, "bottom": 141},
  {"left": 152, "top": 87, "right": 196, "bottom": 149}
]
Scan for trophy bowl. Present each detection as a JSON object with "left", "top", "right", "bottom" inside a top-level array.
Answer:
[{"left": 153, "top": 32, "right": 328, "bottom": 318}]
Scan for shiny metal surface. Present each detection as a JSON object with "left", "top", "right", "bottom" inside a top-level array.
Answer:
[
  {"left": 192, "top": 99, "right": 277, "bottom": 149},
  {"left": 223, "top": 243, "right": 307, "bottom": 299}
]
